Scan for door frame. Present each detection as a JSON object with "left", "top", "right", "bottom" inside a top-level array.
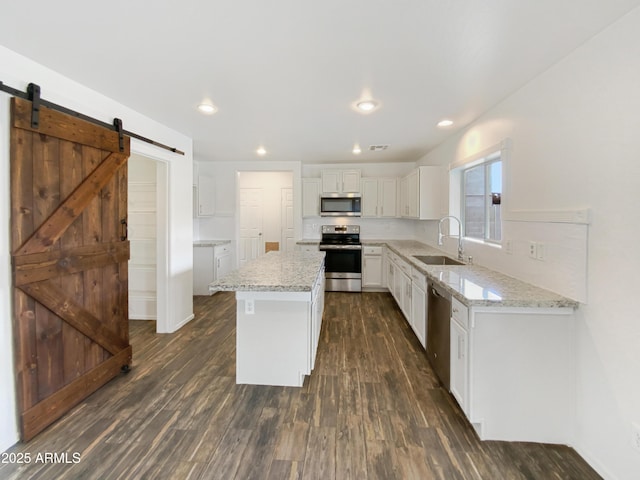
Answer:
[{"left": 235, "top": 170, "right": 297, "bottom": 266}]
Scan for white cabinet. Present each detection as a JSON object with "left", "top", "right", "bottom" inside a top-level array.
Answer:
[
  {"left": 410, "top": 269, "right": 427, "bottom": 348},
  {"left": 361, "top": 177, "right": 397, "bottom": 218},
  {"left": 215, "top": 244, "right": 233, "bottom": 280},
  {"left": 362, "top": 245, "right": 384, "bottom": 288},
  {"left": 193, "top": 243, "right": 234, "bottom": 295},
  {"left": 399, "top": 166, "right": 440, "bottom": 220},
  {"left": 386, "top": 254, "right": 396, "bottom": 293},
  {"left": 196, "top": 175, "right": 215, "bottom": 217},
  {"left": 302, "top": 178, "right": 321, "bottom": 217},
  {"left": 297, "top": 244, "right": 319, "bottom": 253},
  {"left": 235, "top": 265, "right": 325, "bottom": 387},
  {"left": 386, "top": 249, "right": 427, "bottom": 349},
  {"left": 193, "top": 245, "right": 214, "bottom": 295},
  {"left": 321, "top": 169, "right": 361, "bottom": 193},
  {"left": 400, "top": 170, "right": 419, "bottom": 218},
  {"left": 450, "top": 296, "right": 469, "bottom": 412},
  {"left": 310, "top": 271, "right": 325, "bottom": 370}
]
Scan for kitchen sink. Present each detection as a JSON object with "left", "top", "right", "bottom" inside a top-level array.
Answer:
[{"left": 413, "top": 255, "right": 464, "bottom": 266}]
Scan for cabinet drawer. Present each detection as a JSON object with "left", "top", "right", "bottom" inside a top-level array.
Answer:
[
  {"left": 215, "top": 244, "right": 231, "bottom": 255},
  {"left": 411, "top": 267, "right": 427, "bottom": 290},
  {"left": 451, "top": 297, "right": 469, "bottom": 328},
  {"left": 396, "top": 258, "right": 412, "bottom": 277},
  {"left": 363, "top": 245, "right": 383, "bottom": 255}
]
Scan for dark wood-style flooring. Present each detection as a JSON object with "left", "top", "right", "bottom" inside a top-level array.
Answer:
[{"left": 0, "top": 292, "right": 600, "bottom": 479}]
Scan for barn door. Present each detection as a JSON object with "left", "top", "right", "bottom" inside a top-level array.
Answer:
[{"left": 10, "top": 97, "right": 132, "bottom": 441}]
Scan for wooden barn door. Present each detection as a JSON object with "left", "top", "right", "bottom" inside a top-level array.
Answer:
[{"left": 10, "top": 97, "right": 132, "bottom": 441}]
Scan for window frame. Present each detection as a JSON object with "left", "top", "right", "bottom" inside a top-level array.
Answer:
[
  {"left": 460, "top": 156, "right": 502, "bottom": 245},
  {"left": 448, "top": 139, "right": 510, "bottom": 248}
]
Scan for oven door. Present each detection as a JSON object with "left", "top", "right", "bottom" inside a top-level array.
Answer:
[
  {"left": 319, "top": 245, "right": 362, "bottom": 292},
  {"left": 319, "top": 245, "right": 362, "bottom": 274}
]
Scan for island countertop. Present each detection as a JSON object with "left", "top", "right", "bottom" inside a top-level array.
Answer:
[{"left": 209, "top": 251, "right": 326, "bottom": 293}]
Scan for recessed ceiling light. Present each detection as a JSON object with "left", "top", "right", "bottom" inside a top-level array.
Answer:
[
  {"left": 356, "top": 100, "right": 379, "bottom": 113},
  {"left": 352, "top": 145, "right": 362, "bottom": 155},
  {"left": 198, "top": 103, "right": 217, "bottom": 114},
  {"left": 437, "top": 119, "right": 454, "bottom": 127},
  {"left": 256, "top": 147, "right": 267, "bottom": 156}
]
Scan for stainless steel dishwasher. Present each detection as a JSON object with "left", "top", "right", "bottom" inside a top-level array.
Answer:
[{"left": 426, "top": 281, "right": 451, "bottom": 389}]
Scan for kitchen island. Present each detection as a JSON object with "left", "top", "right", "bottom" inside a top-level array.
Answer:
[{"left": 209, "top": 251, "right": 325, "bottom": 387}]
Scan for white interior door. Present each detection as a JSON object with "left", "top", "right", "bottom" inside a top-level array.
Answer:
[
  {"left": 128, "top": 156, "right": 157, "bottom": 320},
  {"left": 239, "top": 188, "right": 264, "bottom": 265},
  {"left": 281, "top": 188, "right": 294, "bottom": 252}
]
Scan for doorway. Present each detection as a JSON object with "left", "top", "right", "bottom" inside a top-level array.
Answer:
[
  {"left": 128, "top": 154, "right": 158, "bottom": 320},
  {"left": 127, "top": 143, "right": 169, "bottom": 334},
  {"left": 237, "top": 171, "right": 294, "bottom": 265}
]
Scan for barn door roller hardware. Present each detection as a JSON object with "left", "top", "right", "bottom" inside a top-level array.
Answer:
[
  {"left": 0, "top": 80, "right": 185, "bottom": 156},
  {"left": 27, "top": 83, "right": 41, "bottom": 129}
]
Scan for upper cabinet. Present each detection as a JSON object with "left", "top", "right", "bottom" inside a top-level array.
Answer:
[
  {"left": 361, "top": 177, "right": 397, "bottom": 218},
  {"left": 399, "top": 166, "right": 440, "bottom": 220},
  {"left": 196, "top": 175, "right": 215, "bottom": 217},
  {"left": 302, "top": 178, "right": 321, "bottom": 217},
  {"left": 321, "top": 169, "right": 361, "bottom": 194}
]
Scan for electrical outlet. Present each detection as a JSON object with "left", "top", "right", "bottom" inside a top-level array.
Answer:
[
  {"left": 245, "top": 299, "right": 255, "bottom": 315},
  {"left": 536, "top": 242, "right": 545, "bottom": 261},
  {"left": 504, "top": 240, "right": 513, "bottom": 254},
  {"left": 528, "top": 241, "right": 537, "bottom": 259},
  {"left": 632, "top": 422, "right": 640, "bottom": 453}
]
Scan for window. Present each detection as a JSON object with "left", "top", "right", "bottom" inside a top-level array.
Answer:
[{"left": 461, "top": 155, "right": 502, "bottom": 243}]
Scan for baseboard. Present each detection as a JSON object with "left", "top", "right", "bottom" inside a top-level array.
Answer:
[
  {"left": 169, "top": 313, "right": 195, "bottom": 333},
  {"left": 0, "top": 429, "right": 19, "bottom": 454},
  {"left": 573, "top": 444, "right": 619, "bottom": 480}
]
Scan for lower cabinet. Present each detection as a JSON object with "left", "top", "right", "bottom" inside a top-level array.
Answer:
[
  {"left": 193, "top": 243, "right": 234, "bottom": 295},
  {"left": 235, "top": 267, "right": 325, "bottom": 387},
  {"left": 362, "top": 246, "right": 384, "bottom": 288},
  {"left": 386, "top": 250, "right": 427, "bottom": 350},
  {"left": 410, "top": 270, "right": 427, "bottom": 348},
  {"left": 450, "top": 296, "right": 469, "bottom": 413}
]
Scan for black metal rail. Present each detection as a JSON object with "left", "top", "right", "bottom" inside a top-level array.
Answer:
[{"left": 0, "top": 80, "right": 185, "bottom": 156}]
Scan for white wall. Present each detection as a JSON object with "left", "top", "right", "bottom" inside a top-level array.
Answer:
[
  {"left": 0, "top": 46, "right": 194, "bottom": 451},
  {"left": 417, "top": 8, "right": 640, "bottom": 479}
]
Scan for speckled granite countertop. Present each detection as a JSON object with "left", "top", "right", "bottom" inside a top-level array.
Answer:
[
  {"left": 209, "top": 251, "right": 325, "bottom": 293},
  {"left": 296, "top": 238, "right": 577, "bottom": 309},
  {"left": 194, "top": 239, "right": 232, "bottom": 247},
  {"left": 381, "top": 240, "right": 577, "bottom": 308}
]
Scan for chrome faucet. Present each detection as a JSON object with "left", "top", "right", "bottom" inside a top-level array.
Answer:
[{"left": 438, "top": 215, "right": 464, "bottom": 261}]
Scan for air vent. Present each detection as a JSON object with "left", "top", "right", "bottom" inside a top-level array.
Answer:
[{"left": 368, "top": 144, "right": 389, "bottom": 152}]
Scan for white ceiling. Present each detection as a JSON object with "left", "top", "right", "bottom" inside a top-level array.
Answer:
[{"left": 1, "top": 1, "right": 638, "bottom": 163}]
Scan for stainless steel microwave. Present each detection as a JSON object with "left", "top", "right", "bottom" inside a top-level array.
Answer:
[{"left": 320, "top": 194, "right": 361, "bottom": 217}]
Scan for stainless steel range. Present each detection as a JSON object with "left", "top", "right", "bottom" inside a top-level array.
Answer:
[{"left": 319, "top": 225, "right": 362, "bottom": 292}]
